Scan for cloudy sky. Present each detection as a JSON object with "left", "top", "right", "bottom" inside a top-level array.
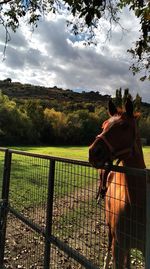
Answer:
[{"left": 0, "top": 7, "right": 149, "bottom": 103}]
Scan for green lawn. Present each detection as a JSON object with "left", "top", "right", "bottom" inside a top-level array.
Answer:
[
  {"left": 10, "top": 145, "right": 89, "bottom": 161},
  {"left": 143, "top": 146, "right": 150, "bottom": 168},
  {"left": 9, "top": 145, "right": 150, "bottom": 168},
  {"left": 0, "top": 146, "right": 98, "bottom": 210},
  {"left": 0, "top": 146, "right": 149, "bottom": 210}
]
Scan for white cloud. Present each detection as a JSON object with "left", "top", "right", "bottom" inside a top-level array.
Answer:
[{"left": 0, "top": 9, "right": 149, "bottom": 103}]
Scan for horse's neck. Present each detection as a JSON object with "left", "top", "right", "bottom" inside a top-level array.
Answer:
[
  {"left": 124, "top": 133, "right": 146, "bottom": 169},
  {"left": 124, "top": 147, "right": 145, "bottom": 169},
  {"left": 122, "top": 138, "right": 146, "bottom": 206}
]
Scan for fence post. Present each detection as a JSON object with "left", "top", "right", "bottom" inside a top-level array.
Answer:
[
  {"left": 145, "top": 169, "right": 150, "bottom": 269},
  {"left": 44, "top": 159, "right": 55, "bottom": 269},
  {"left": 0, "top": 149, "right": 12, "bottom": 268}
]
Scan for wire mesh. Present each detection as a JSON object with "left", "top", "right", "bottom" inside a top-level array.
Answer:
[
  {"left": 0, "top": 149, "right": 148, "bottom": 268},
  {"left": 9, "top": 153, "right": 49, "bottom": 227},
  {"left": 51, "top": 161, "right": 108, "bottom": 268},
  {"left": 4, "top": 212, "right": 45, "bottom": 269},
  {"left": 3, "top": 152, "right": 49, "bottom": 268},
  {"left": 104, "top": 170, "right": 145, "bottom": 268},
  {"left": 0, "top": 150, "right": 5, "bottom": 195}
]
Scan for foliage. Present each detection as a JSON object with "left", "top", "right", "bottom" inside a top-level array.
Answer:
[
  {"left": 134, "top": 93, "right": 142, "bottom": 111},
  {"left": 114, "top": 88, "right": 122, "bottom": 108},
  {"left": 139, "top": 114, "right": 150, "bottom": 143},
  {"left": 114, "top": 87, "right": 142, "bottom": 110},
  {"left": 43, "top": 108, "right": 68, "bottom": 144},
  {"left": 0, "top": 91, "right": 35, "bottom": 144},
  {"left": 24, "top": 99, "right": 44, "bottom": 142},
  {"left": 0, "top": 88, "right": 150, "bottom": 146},
  {"left": 0, "top": 0, "right": 149, "bottom": 79},
  {"left": 114, "top": 88, "right": 150, "bottom": 143}
]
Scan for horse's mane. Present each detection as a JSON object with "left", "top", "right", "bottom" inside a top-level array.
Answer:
[
  {"left": 102, "top": 115, "right": 121, "bottom": 131},
  {"left": 102, "top": 109, "right": 141, "bottom": 131}
]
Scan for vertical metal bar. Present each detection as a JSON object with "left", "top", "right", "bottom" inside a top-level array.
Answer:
[
  {"left": 145, "top": 169, "right": 150, "bottom": 269},
  {"left": 0, "top": 149, "right": 12, "bottom": 268},
  {"left": 44, "top": 159, "right": 55, "bottom": 269}
]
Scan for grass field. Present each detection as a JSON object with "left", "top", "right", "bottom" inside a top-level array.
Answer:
[
  {"left": 8, "top": 145, "right": 150, "bottom": 168},
  {"left": 0, "top": 145, "right": 149, "bottom": 209},
  {"left": 142, "top": 146, "right": 150, "bottom": 168},
  {"left": 0, "top": 146, "right": 98, "bottom": 209}
]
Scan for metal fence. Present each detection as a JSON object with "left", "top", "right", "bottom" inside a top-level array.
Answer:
[{"left": 0, "top": 148, "right": 149, "bottom": 269}]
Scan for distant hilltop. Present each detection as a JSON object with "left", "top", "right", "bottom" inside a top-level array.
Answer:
[
  {"left": 0, "top": 79, "right": 111, "bottom": 104},
  {"left": 0, "top": 79, "right": 149, "bottom": 108}
]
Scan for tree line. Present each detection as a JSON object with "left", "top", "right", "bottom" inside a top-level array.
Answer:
[{"left": 0, "top": 90, "right": 150, "bottom": 146}]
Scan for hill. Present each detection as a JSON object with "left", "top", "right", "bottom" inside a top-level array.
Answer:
[
  {"left": 0, "top": 79, "right": 149, "bottom": 113},
  {"left": 0, "top": 79, "right": 150, "bottom": 146},
  {"left": 0, "top": 79, "right": 110, "bottom": 105}
]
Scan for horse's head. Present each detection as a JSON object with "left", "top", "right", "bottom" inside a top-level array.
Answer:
[{"left": 89, "top": 98, "right": 137, "bottom": 168}]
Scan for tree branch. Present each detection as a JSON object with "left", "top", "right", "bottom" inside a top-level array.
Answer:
[{"left": 0, "top": 0, "right": 13, "bottom": 5}]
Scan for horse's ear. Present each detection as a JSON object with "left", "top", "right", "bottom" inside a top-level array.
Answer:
[
  {"left": 108, "top": 100, "right": 118, "bottom": 116},
  {"left": 125, "top": 98, "right": 133, "bottom": 117}
]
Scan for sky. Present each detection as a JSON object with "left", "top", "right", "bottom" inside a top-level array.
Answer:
[{"left": 0, "top": 6, "right": 149, "bottom": 103}]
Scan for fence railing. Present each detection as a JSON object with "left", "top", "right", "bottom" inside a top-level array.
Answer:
[{"left": 0, "top": 148, "right": 150, "bottom": 268}]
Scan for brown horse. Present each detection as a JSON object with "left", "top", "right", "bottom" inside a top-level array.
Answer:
[{"left": 89, "top": 99, "right": 146, "bottom": 269}]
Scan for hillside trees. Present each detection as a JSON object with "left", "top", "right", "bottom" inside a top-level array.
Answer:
[
  {"left": 66, "top": 110, "right": 101, "bottom": 144},
  {"left": 24, "top": 100, "right": 44, "bottom": 143},
  {"left": 0, "top": 91, "right": 34, "bottom": 144},
  {"left": 42, "top": 108, "right": 101, "bottom": 145},
  {"left": 0, "top": 91, "right": 150, "bottom": 146},
  {"left": 0, "top": 0, "right": 149, "bottom": 79},
  {"left": 139, "top": 114, "right": 150, "bottom": 143},
  {"left": 134, "top": 93, "right": 142, "bottom": 111},
  {"left": 114, "top": 88, "right": 142, "bottom": 111},
  {"left": 0, "top": 91, "right": 104, "bottom": 145},
  {"left": 115, "top": 88, "right": 122, "bottom": 108},
  {"left": 43, "top": 108, "right": 68, "bottom": 144},
  {"left": 113, "top": 88, "right": 150, "bottom": 143}
]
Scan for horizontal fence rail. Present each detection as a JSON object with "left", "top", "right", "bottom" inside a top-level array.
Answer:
[{"left": 0, "top": 148, "right": 149, "bottom": 269}]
